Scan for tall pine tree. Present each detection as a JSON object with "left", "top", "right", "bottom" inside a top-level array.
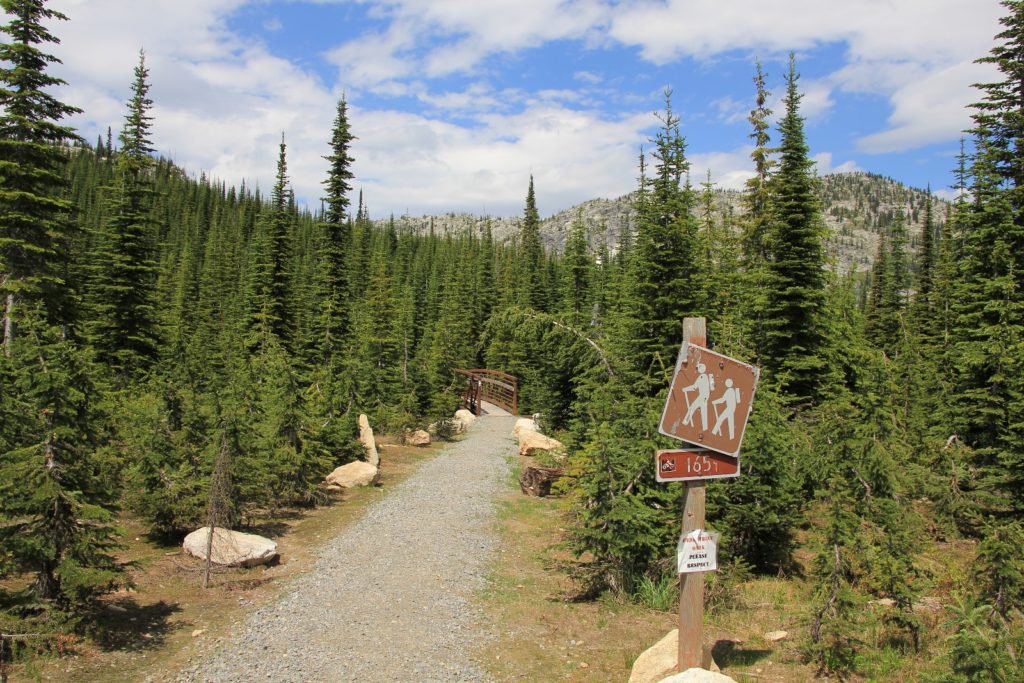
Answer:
[{"left": 87, "top": 50, "right": 160, "bottom": 377}]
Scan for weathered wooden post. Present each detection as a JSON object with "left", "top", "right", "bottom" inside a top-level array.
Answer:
[{"left": 678, "top": 316, "right": 706, "bottom": 670}]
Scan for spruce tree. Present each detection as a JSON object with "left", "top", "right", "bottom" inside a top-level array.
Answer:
[
  {"left": 760, "top": 55, "right": 832, "bottom": 405},
  {"left": 519, "top": 175, "right": 548, "bottom": 311},
  {"left": 629, "top": 90, "right": 701, "bottom": 390},
  {"left": 243, "top": 135, "right": 294, "bottom": 344},
  {"left": 741, "top": 60, "right": 775, "bottom": 264},
  {"left": 314, "top": 96, "right": 356, "bottom": 358},
  {"left": 0, "top": 303, "right": 125, "bottom": 610},
  {"left": 0, "top": 0, "right": 83, "bottom": 351},
  {"left": 951, "top": 0, "right": 1024, "bottom": 520},
  {"left": 560, "top": 209, "right": 592, "bottom": 328},
  {"left": 87, "top": 50, "right": 160, "bottom": 377}
]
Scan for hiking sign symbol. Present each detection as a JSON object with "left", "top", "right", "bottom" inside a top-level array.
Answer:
[{"left": 659, "top": 342, "right": 759, "bottom": 457}]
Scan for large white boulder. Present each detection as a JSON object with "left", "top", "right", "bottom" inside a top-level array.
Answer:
[
  {"left": 517, "top": 428, "right": 565, "bottom": 457},
  {"left": 182, "top": 527, "right": 278, "bottom": 568},
  {"left": 358, "top": 413, "right": 379, "bottom": 467},
  {"left": 325, "top": 461, "right": 379, "bottom": 488},
  {"left": 453, "top": 409, "right": 477, "bottom": 433},
  {"left": 629, "top": 629, "right": 679, "bottom": 683},
  {"left": 512, "top": 417, "right": 538, "bottom": 437}
]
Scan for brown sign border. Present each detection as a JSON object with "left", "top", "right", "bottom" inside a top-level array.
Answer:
[{"left": 658, "top": 341, "right": 760, "bottom": 457}]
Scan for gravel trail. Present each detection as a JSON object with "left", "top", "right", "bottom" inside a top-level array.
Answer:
[{"left": 174, "top": 415, "right": 517, "bottom": 683}]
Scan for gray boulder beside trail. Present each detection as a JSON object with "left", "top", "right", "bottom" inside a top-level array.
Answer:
[
  {"left": 453, "top": 409, "right": 477, "bottom": 433},
  {"left": 358, "top": 413, "right": 380, "bottom": 467},
  {"left": 325, "top": 461, "right": 379, "bottom": 488},
  {"left": 517, "top": 427, "right": 564, "bottom": 457},
  {"left": 183, "top": 527, "right": 278, "bottom": 568},
  {"left": 406, "top": 429, "right": 431, "bottom": 446}
]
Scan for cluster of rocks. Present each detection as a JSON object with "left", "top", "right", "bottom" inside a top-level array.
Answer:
[
  {"left": 629, "top": 629, "right": 734, "bottom": 683},
  {"left": 324, "top": 413, "right": 382, "bottom": 490},
  {"left": 182, "top": 413, "right": 435, "bottom": 568},
  {"left": 514, "top": 417, "right": 567, "bottom": 497}
]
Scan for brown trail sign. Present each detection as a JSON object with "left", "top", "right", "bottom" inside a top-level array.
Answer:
[
  {"left": 656, "top": 448, "right": 740, "bottom": 482},
  {"left": 659, "top": 342, "right": 759, "bottom": 457}
]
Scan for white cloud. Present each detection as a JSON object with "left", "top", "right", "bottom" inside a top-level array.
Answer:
[
  {"left": 858, "top": 60, "right": 996, "bottom": 153},
  {"left": 352, "top": 103, "right": 650, "bottom": 216},
  {"left": 607, "top": 0, "right": 1004, "bottom": 153},
  {"left": 323, "top": 21, "right": 417, "bottom": 86},
  {"left": 22, "top": 0, "right": 1008, "bottom": 220},
  {"left": 689, "top": 148, "right": 756, "bottom": 191},
  {"left": 325, "top": 0, "right": 608, "bottom": 84}
]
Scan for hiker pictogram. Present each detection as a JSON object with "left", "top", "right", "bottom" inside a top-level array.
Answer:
[
  {"left": 711, "top": 378, "right": 740, "bottom": 440},
  {"left": 681, "top": 363, "right": 714, "bottom": 431},
  {"left": 659, "top": 342, "right": 759, "bottom": 457}
]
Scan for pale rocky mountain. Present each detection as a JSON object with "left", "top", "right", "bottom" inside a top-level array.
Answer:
[{"left": 372, "top": 172, "right": 950, "bottom": 273}]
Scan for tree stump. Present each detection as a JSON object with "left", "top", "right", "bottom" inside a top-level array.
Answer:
[{"left": 519, "top": 465, "right": 565, "bottom": 497}]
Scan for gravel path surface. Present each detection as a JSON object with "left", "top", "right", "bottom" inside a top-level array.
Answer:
[{"left": 174, "top": 415, "right": 517, "bottom": 683}]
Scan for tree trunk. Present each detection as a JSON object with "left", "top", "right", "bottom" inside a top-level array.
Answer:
[
  {"left": 519, "top": 465, "right": 564, "bottom": 497},
  {"left": 2, "top": 293, "right": 13, "bottom": 357}
]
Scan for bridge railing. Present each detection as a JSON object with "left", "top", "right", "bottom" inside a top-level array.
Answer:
[{"left": 454, "top": 369, "right": 518, "bottom": 416}]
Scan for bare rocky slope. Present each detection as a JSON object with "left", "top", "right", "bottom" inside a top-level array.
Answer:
[{"left": 373, "top": 172, "right": 949, "bottom": 273}]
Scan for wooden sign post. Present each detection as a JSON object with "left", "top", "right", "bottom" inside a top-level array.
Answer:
[{"left": 678, "top": 317, "right": 706, "bottom": 671}]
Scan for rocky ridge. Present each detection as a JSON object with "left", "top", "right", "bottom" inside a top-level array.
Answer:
[{"left": 373, "top": 172, "right": 950, "bottom": 273}]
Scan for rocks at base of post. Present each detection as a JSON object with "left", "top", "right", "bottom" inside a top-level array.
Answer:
[
  {"left": 656, "top": 670, "right": 736, "bottom": 683},
  {"left": 629, "top": 629, "right": 679, "bottom": 683},
  {"left": 629, "top": 630, "right": 726, "bottom": 683},
  {"left": 358, "top": 413, "right": 379, "bottom": 467},
  {"left": 182, "top": 527, "right": 278, "bottom": 567}
]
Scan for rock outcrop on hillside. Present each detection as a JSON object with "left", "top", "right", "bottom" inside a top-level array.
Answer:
[{"left": 372, "top": 172, "right": 949, "bottom": 274}]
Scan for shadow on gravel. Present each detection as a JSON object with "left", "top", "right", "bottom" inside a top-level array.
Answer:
[{"left": 92, "top": 599, "right": 182, "bottom": 652}]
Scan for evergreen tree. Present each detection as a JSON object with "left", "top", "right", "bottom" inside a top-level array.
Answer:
[
  {"left": 629, "top": 90, "right": 701, "bottom": 390},
  {"left": 951, "top": 0, "right": 1024, "bottom": 520},
  {"left": 0, "top": 303, "right": 125, "bottom": 611},
  {"left": 87, "top": 50, "right": 160, "bottom": 377},
  {"left": 313, "top": 96, "right": 356, "bottom": 358},
  {"left": 519, "top": 175, "right": 548, "bottom": 311},
  {"left": 243, "top": 136, "right": 294, "bottom": 344},
  {"left": 0, "top": 0, "right": 83, "bottom": 351},
  {"left": 560, "top": 209, "right": 592, "bottom": 328},
  {"left": 741, "top": 60, "right": 775, "bottom": 264},
  {"left": 760, "top": 55, "right": 832, "bottom": 404}
]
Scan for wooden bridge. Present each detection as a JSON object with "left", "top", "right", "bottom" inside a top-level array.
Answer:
[{"left": 454, "top": 369, "right": 518, "bottom": 416}]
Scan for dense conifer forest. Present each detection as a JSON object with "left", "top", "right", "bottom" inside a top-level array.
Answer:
[{"left": 2, "top": 0, "right": 1023, "bottom": 680}]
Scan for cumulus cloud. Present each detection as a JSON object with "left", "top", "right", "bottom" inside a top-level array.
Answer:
[
  {"left": 858, "top": 61, "right": 996, "bottom": 153},
  {"left": 606, "top": 0, "right": 1003, "bottom": 152},
  {"left": 24, "top": 0, "right": 1007, "bottom": 218},
  {"left": 352, "top": 103, "right": 651, "bottom": 216}
]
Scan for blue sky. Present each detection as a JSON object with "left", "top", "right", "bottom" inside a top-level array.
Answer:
[{"left": 39, "top": 0, "right": 1005, "bottom": 217}]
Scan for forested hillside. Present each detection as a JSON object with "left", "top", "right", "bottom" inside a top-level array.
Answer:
[{"left": 2, "top": 1, "right": 1023, "bottom": 681}]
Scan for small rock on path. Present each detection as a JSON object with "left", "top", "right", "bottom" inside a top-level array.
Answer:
[{"left": 175, "top": 415, "right": 517, "bottom": 683}]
